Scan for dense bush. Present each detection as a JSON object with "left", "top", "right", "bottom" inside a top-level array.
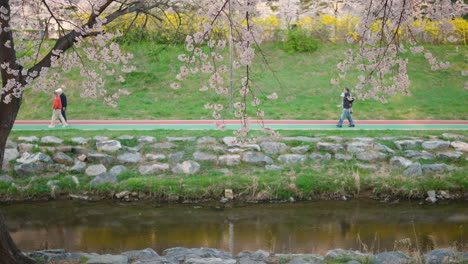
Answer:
[{"left": 283, "top": 29, "right": 319, "bottom": 53}]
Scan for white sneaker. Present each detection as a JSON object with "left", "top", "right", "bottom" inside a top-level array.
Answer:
[
  {"left": 48, "top": 125, "right": 54, "bottom": 128},
  {"left": 62, "top": 123, "right": 68, "bottom": 128}
]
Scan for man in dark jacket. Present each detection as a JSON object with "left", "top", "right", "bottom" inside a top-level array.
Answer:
[
  {"left": 57, "top": 88, "right": 67, "bottom": 122},
  {"left": 336, "top": 87, "right": 355, "bottom": 128}
]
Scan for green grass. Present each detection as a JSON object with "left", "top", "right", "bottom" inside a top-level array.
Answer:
[{"left": 16, "top": 42, "right": 468, "bottom": 120}]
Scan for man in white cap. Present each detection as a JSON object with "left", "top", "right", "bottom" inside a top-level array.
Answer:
[{"left": 56, "top": 87, "right": 68, "bottom": 122}]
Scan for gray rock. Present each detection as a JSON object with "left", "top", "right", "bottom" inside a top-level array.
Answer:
[
  {"left": 168, "top": 151, "right": 185, "bottom": 162},
  {"left": 17, "top": 152, "right": 53, "bottom": 164},
  {"left": 219, "top": 155, "right": 241, "bottom": 166},
  {"left": 14, "top": 163, "right": 47, "bottom": 177},
  {"left": 146, "top": 154, "right": 166, "bottom": 161},
  {"left": 355, "top": 163, "right": 377, "bottom": 170},
  {"left": 346, "top": 142, "right": 372, "bottom": 153},
  {"left": 240, "top": 144, "right": 261, "bottom": 152},
  {"left": 316, "top": 142, "right": 343, "bottom": 153},
  {"left": 423, "top": 249, "right": 456, "bottom": 264},
  {"left": 422, "top": 164, "right": 453, "bottom": 174},
  {"left": 450, "top": 141, "right": 468, "bottom": 152},
  {"left": 370, "top": 251, "right": 410, "bottom": 264},
  {"left": 344, "top": 261, "right": 361, "bottom": 264},
  {"left": 353, "top": 137, "right": 374, "bottom": 142},
  {"left": 325, "top": 249, "right": 368, "bottom": 260},
  {"left": 96, "top": 140, "right": 122, "bottom": 152},
  {"left": 69, "top": 160, "right": 86, "bottom": 173},
  {"left": 87, "top": 153, "right": 114, "bottom": 165},
  {"left": 185, "top": 258, "right": 236, "bottom": 264},
  {"left": 265, "top": 164, "right": 283, "bottom": 171},
  {"left": 18, "top": 143, "right": 35, "bottom": 153},
  {"left": 93, "top": 136, "right": 109, "bottom": 141},
  {"left": 436, "top": 152, "right": 463, "bottom": 159},
  {"left": 164, "top": 247, "right": 231, "bottom": 262},
  {"left": 41, "top": 136, "right": 63, "bottom": 144},
  {"left": 85, "top": 164, "right": 107, "bottom": 176},
  {"left": 197, "top": 136, "right": 218, "bottom": 144},
  {"left": 374, "top": 143, "right": 396, "bottom": 154},
  {"left": 56, "top": 146, "right": 73, "bottom": 153},
  {"left": 126, "top": 145, "right": 143, "bottom": 152},
  {"left": 193, "top": 151, "right": 217, "bottom": 163},
  {"left": 118, "top": 135, "right": 134, "bottom": 140},
  {"left": 0, "top": 175, "right": 13, "bottom": 182},
  {"left": 216, "top": 168, "right": 231, "bottom": 175},
  {"left": 6, "top": 139, "right": 17, "bottom": 148},
  {"left": 335, "top": 153, "right": 352, "bottom": 160},
  {"left": 222, "top": 137, "right": 239, "bottom": 147},
  {"left": 27, "top": 249, "right": 69, "bottom": 261},
  {"left": 86, "top": 254, "right": 128, "bottom": 264},
  {"left": 39, "top": 146, "right": 56, "bottom": 153},
  {"left": 53, "top": 152, "right": 74, "bottom": 165},
  {"left": 442, "top": 133, "right": 466, "bottom": 140},
  {"left": 422, "top": 140, "right": 450, "bottom": 150},
  {"left": 167, "top": 136, "right": 196, "bottom": 142},
  {"left": 403, "top": 162, "right": 422, "bottom": 176},
  {"left": 2, "top": 148, "right": 19, "bottom": 170},
  {"left": 46, "top": 164, "right": 67, "bottom": 173},
  {"left": 117, "top": 152, "right": 141, "bottom": 164},
  {"left": 89, "top": 172, "right": 118, "bottom": 185},
  {"left": 138, "top": 136, "right": 156, "bottom": 143},
  {"left": 403, "top": 150, "right": 435, "bottom": 160},
  {"left": 237, "top": 250, "right": 269, "bottom": 261},
  {"left": 77, "top": 154, "right": 87, "bottom": 162},
  {"left": 309, "top": 153, "right": 331, "bottom": 160},
  {"left": 132, "top": 256, "right": 174, "bottom": 264},
  {"left": 260, "top": 142, "right": 288, "bottom": 155},
  {"left": 151, "top": 142, "right": 177, "bottom": 149},
  {"left": 71, "top": 137, "right": 88, "bottom": 145},
  {"left": 275, "top": 254, "right": 324, "bottom": 263},
  {"left": 282, "top": 136, "right": 321, "bottom": 142},
  {"left": 72, "top": 146, "right": 89, "bottom": 155},
  {"left": 172, "top": 161, "right": 200, "bottom": 175},
  {"left": 291, "top": 145, "right": 311, "bottom": 154},
  {"left": 394, "top": 140, "right": 424, "bottom": 150},
  {"left": 122, "top": 248, "right": 159, "bottom": 260},
  {"left": 242, "top": 152, "right": 273, "bottom": 165},
  {"left": 278, "top": 154, "right": 307, "bottom": 164},
  {"left": 356, "top": 151, "right": 387, "bottom": 161},
  {"left": 427, "top": 190, "right": 437, "bottom": 203},
  {"left": 390, "top": 156, "right": 413, "bottom": 169},
  {"left": 109, "top": 165, "right": 127, "bottom": 176},
  {"left": 18, "top": 136, "right": 39, "bottom": 142},
  {"left": 139, "top": 164, "right": 170, "bottom": 175}
]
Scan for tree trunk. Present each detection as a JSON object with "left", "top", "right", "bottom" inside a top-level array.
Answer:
[
  {"left": 0, "top": 213, "right": 37, "bottom": 264},
  {"left": 0, "top": 89, "right": 33, "bottom": 264}
]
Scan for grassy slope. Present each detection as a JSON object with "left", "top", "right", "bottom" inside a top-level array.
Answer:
[{"left": 17, "top": 42, "right": 468, "bottom": 120}]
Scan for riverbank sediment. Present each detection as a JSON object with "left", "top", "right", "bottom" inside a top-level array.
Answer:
[
  {"left": 1, "top": 130, "right": 467, "bottom": 203},
  {"left": 27, "top": 247, "right": 468, "bottom": 264}
]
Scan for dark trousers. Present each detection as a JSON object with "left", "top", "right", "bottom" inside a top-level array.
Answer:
[{"left": 61, "top": 109, "right": 67, "bottom": 122}]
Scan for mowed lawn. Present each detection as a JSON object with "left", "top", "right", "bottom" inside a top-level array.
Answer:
[{"left": 17, "top": 42, "right": 468, "bottom": 120}]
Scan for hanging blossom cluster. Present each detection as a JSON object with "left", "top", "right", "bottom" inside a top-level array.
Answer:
[
  {"left": 171, "top": 0, "right": 279, "bottom": 141},
  {"left": 332, "top": 0, "right": 467, "bottom": 103},
  {"left": 1, "top": 0, "right": 137, "bottom": 107}
]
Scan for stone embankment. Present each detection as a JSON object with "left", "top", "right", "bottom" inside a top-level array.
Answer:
[
  {"left": 1, "top": 133, "right": 466, "bottom": 201},
  {"left": 27, "top": 247, "right": 468, "bottom": 264}
]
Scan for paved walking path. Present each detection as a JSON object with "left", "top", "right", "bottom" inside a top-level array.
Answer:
[{"left": 12, "top": 120, "right": 468, "bottom": 130}]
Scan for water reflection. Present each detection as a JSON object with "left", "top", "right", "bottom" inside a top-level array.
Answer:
[{"left": 1, "top": 200, "right": 467, "bottom": 255}]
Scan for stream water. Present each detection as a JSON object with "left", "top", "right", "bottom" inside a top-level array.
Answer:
[{"left": 1, "top": 200, "right": 467, "bottom": 255}]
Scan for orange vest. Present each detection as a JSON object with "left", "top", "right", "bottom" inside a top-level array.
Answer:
[{"left": 53, "top": 95, "right": 62, "bottom": 109}]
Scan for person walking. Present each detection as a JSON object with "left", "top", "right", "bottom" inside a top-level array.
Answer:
[
  {"left": 336, "top": 87, "right": 355, "bottom": 128},
  {"left": 57, "top": 87, "right": 67, "bottom": 122},
  {"left": 49, "top": 90, "right": 68, "bottom": 128}
]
